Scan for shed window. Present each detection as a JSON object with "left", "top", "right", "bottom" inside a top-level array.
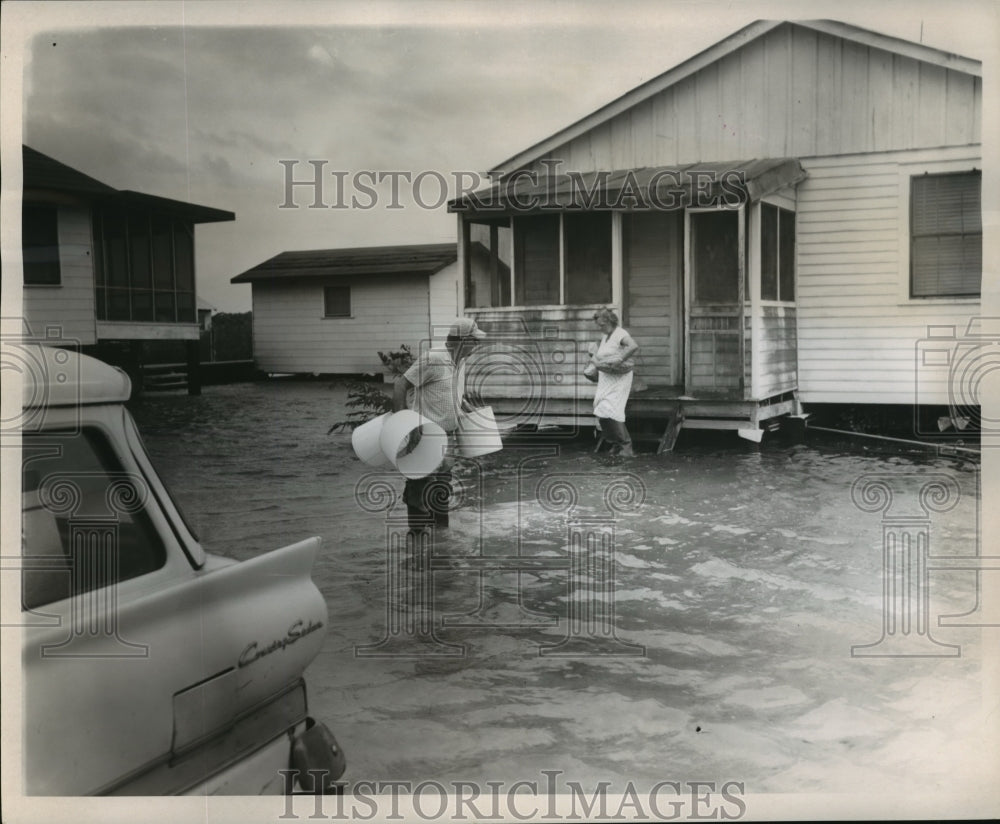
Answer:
[
  {"left": 324, "top": 285, "right": 351, "bottom": 317},
  {"left": 910, "top": 171, "right": 981, "bottom": 298},
  {"left": 23, "top": 204, "right": 61, "bottom": 285},
  {"left": 761, "top": 204, "right": 795, "bottom": 301}
]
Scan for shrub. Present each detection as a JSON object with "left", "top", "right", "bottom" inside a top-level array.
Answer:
[{"left": 328, "top": 345, "right": 414, "bottom": 433}]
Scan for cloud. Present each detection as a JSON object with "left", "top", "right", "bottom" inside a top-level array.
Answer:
[
  {"left": 16, "top": 4, "right": 995, "bottom": 312},
  {"left": 306, "top": 43, "right": 340, "bottom": 71}
]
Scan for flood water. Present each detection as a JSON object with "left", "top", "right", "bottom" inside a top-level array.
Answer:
[{"left": 130, "top": 380, "right": 988, "bottom": 810}]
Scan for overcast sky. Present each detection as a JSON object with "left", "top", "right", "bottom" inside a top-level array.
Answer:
[{"left": 4, "top": 0, "right": 997, "bottom": 312}]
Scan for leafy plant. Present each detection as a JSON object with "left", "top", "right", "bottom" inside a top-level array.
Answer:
[
  {"left": 327, "top": 345, "right": 414, "bottom": 434},
  {"left": 377, "top": 344, "right": 414, "bottom": 377}
]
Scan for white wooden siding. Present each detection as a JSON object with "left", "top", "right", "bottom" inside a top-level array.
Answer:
[
  {"left": 428, "top": 261, "right": 460, "bottom": 338},
  {"left": 529, "top": 25, "right": 979, "bottom": 173},
  {"left": 796, "top": 146, "right": 981, "bottom": 404},
  {"left": 22, "top": 206, "right": 97, "bottom": 345},
  {"left": 251, "top": 276, "right": 431, "bottom": 374},
  {"left": 757, "top": 306, "right": 797, "bottom": 397},
  {"left": 464, "top": 306, "right": 605, "bottom": 401}
]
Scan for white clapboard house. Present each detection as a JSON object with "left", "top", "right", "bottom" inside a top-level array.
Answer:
[
  {"left": 231, "top": 244, "right": 461, "bottom": 375},
  {"left": 448, "top": 19, "right": 983, "bottom": 444},
  {"left": 19, "top": 145, "right": 235, "bottom": 394}
]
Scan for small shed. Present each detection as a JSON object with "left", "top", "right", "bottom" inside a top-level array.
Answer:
[
  {"left": 448, "top": 19, "right": 982, "bottom": 442},
  {"left": 231, "top": 243, "right": 460, "bottom": 375}
]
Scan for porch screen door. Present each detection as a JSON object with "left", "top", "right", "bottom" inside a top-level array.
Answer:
[{"left": 686, "top": 209, "right": 744, "bottom": 396}]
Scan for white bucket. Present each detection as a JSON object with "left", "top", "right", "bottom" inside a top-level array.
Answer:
[
  {"left": 379, "top": 410, "right": 449, "bottom": 479},
  {"left": 457, "top": 406, "right": 503, "bottom": 458},
  {"left": 351, "top": 412, "right": 392, "bottom": 466}
]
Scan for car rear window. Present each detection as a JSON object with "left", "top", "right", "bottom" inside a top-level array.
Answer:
[{"left": 21, "top": 428, "right": 167, "bottom": 609}]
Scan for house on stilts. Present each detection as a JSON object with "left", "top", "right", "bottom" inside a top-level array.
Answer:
[
  {"left": 448, "top": 19, "right": 983, "bottom": 447},
  {"left": 18, "top": 145, "right": 235, "bottom": 395}
]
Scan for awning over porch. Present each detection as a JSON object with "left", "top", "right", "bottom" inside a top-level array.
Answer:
[{"left": 449, "top": 158, "right": 806, "bottom": 216}]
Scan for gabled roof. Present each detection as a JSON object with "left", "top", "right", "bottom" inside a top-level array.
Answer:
[
  {"left": 493, "top": 19, "right": 982, "bottom": 174},
  {"left": 23, "top": 145, "right": 235, "bottom": 224},
  {"left": 231, "top": 243, "right": 458, "bottom": 284},
  {"left": 23, "top": 145, "right": 118, "bottom": 196},
  {"left": 115, "top": 190, "right": 235, "bottom": 224}
]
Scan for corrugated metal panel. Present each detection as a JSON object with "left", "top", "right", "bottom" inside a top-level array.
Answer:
[{"left": 452, "top": 159, "right": 806, "bottom": 214}]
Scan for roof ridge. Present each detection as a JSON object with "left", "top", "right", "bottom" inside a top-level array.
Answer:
[{"left": 491, "top": 19, "right": 981, "bottom": 174}]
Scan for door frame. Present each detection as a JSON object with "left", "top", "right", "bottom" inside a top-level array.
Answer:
[
  {"left": 683, "top": 204, "right": 746, "bottom": 396},
  {"left": 621, "top": 210, "right": 684, "bottom": 388}
]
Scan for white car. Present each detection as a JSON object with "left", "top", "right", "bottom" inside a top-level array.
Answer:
[{"left": 15, "top": 344, "right": 344, "bottom": 795}]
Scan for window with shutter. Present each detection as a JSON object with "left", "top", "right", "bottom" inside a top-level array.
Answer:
[{"left": 910, "top": 171, "right": 981, "bottom": 298}]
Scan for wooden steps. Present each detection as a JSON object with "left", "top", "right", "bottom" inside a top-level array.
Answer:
[{"left": 143, "top": 363, "right": 189, "bottom": 392}]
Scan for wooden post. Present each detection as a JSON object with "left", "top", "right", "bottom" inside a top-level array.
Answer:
[
  {"left": 456, "top": 213, "right": 467, "bottom": 313},
  {"left": 558, "top": 212, "right": 566, "bottom": 305},
  {"left": 185, "top": 339, "right": 201, "bottom": 396},
  {"left": 682, "top": 209, "right": 692, "bottom": 395},
  {"left": 611, "top": 211, "right": 623, "bottom": 309},
  {"left": 747, "top": 201, "right": 762, "bottom": 402}
]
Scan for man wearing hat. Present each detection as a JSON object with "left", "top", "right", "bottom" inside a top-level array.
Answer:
[{"left": 393, "top": 317, "right": 486, "bottom": 532}]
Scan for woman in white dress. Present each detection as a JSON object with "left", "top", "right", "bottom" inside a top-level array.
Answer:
[{"left": 589, "top": 307, "right": 640, "bottom": 457}]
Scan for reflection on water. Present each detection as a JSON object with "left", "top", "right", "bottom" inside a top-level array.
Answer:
[{"left": 131, "top": 382, "right": 986, "bottom": 798}]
